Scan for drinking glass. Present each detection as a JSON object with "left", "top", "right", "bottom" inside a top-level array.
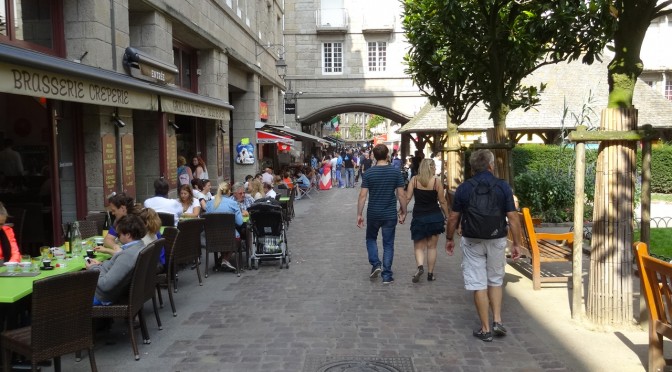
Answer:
[
  {"left": 21, "top": 254, "right": 31, "bottom": 262},
  {"left": 40, "top": 246, "right": 52, "bottom": 260}
]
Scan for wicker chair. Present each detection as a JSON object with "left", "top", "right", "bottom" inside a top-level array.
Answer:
[
  {"left": 85, "top": 212, "right": 107, "bottom": 235},
  {"left": 91, "top": 239, "right": 165, "bottom": 361},
  {"left": 77, "top": 220, "right": 99, "bottom": 239},
  {"left": 155, "top": 227, "right": 179, "bottom": 316},
  {"left": 287, "top": 186, "right": 297, "bottom": 222},
  {"left": 1, "top": 270, "right": 100, "bottom": 372},
  {"left": 157, "top": 212, "right": 175, "bottom": 227},
  {"left": 203, "top": 213, "right": 242, "bottom": 277},
  {"left": 173, "top": 219, "right": 204, "bottom": 290}
]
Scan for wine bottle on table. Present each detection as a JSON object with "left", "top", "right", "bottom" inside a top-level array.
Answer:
[
  {"left": 103, "top": 211, "right": 111, "bottom": 236},
  {"left": 64, "top": 223, "right": 72, "bottom": 254}
]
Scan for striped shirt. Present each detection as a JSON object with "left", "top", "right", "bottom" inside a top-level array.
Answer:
[{"left": 361, "top": 164, "right": 404, "bottom": 220}]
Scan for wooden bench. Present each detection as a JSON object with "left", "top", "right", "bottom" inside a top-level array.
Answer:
[
  {"left": 634, "top": 241, "right": 672, "bottom": 372},
  {"left": 509, "top": 207, "right": 574, "bottom": 290}
]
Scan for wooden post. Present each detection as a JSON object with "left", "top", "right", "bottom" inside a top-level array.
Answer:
[
  {"left": 444, "top": 123, "right": 462, "bottom": 192},
  {"left": 572, "top": 126, "right": 587, "bottom": 319},
  {"left": 587, "top": 108, "right": 636, "bottom": 326},
  {"left": 639, "top": 129, "right": 652, "bottom": 325}
]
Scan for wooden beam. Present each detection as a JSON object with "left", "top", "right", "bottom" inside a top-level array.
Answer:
[{"left": 568, "top": 124, "right": 655, "bottom": 142}]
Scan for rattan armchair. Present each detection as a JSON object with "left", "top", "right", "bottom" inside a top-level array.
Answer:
[
  {"left": 155, "top": 227, "right": 179, "bottom": 316},
  {"left": 84, "top": 212, "right": 107, "bottom": 235},
  {"left": 91, "top": 239, "right": 165, "bottom": 360},
  {"left": 157, "top": 212, "right": 175, "bottom": 227},
  {"left": 172, "top": 218, "right": 204, "bottom": 290},
  {"left": 1, "top": 270, "right": 100, "bottom": 372},
  {"left": 77, "top": 220, "right": 99, "bottom": 239},
  {"left": 203, "top": 213, "right": 242, "bottom": 277}
]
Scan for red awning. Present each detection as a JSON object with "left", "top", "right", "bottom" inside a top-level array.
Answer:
[{"left": 257, "top": 130, "right": 295, "bottom": 145}]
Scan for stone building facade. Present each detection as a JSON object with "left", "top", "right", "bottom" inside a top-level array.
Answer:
[{"left": 0, "top": 0, "right": 285, "bottom": 247}]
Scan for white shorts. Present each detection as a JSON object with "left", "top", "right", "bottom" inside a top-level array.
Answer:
[{"left": 460, "top": 237, "right": 507, "bottom": 291}]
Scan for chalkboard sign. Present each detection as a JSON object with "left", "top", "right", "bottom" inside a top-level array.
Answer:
[
  {"left": 166, "top": 134, "right": 178, "bottom": 188},
  {"left": 121, "top": 134, "right": 135, "bottom": 198},
  {"left": 102, "top": 134, "right": 117, "bottom": 202}
]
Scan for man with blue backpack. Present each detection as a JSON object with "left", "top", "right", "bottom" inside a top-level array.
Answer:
[{"left": 445, "top": 149, "right": 521, "bottom": 342}]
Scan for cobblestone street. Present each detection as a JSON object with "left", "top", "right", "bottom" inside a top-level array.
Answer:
[{"left": 54, "top": 187, "right": 648, "bottom": 372}]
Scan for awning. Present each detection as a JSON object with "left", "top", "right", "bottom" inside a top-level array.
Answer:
[
  {"left": 257, "top": 130, "right": 295, "bottom": 145},
  {"left": 0, "top": 44, "right": 233, "bottom": 117},
  {"left": 269, "top": 126, "right": 332, "bottom": 145}
]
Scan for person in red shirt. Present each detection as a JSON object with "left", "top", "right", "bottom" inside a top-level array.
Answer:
[{"left": 0, "top": 202, "right": 21, "bottom": 263}]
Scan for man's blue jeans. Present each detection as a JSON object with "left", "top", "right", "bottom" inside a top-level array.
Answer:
[
  {"left": 366, "top": 218, "right": 397, "bottom": 280},
  {"left": 335, "top": 169, "right": 343, "bottom": 187},
  {"left": 344, "top": 168, "right": 355, "bottom": 187}
]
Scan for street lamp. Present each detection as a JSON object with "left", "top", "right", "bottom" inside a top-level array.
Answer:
[{"left": 256, "top": 43, "right": 287, "bottom": 80}]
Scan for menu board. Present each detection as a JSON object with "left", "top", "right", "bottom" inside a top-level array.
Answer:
[
  {"left": 217, "top": 131, "right": 224, "bottom": 178},
  {"left": 166, "top": 134, "right": 177, "bottom": 188},
  {"left": 121, "top": 134, "right": 136, "bottom": 198},
  {"left": 102, "top": 134, "right": 117, "bottom": 202}
]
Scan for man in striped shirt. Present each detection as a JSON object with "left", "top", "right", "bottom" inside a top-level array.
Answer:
[{"left": 357, "top": 144, "right": 407, "bottom": 284}]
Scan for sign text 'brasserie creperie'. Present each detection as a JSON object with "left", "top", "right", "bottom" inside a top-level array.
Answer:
[{"left": 0, "top": 62, "right": 157, "bottom": 111}]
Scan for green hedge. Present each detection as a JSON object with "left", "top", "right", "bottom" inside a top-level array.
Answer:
[
  {"left": 511, "top": 145, "right": 597, "bottom": 222},
  {"left": 463, "top": 144, "right": 672, "bottom": 222},
  {"left": 649, "top": 145, "right": 672, "bottom": 193}
]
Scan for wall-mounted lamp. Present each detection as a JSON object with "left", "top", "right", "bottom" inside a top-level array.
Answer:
[
  {"left": 256, "top": 43, "right": 287, "bottom": 80},
  {"left": 169, "top": 120, "right": 179, "bottom": 130},
  {"left": 111, "top": 112, "right": 126, "bottom": 128}
]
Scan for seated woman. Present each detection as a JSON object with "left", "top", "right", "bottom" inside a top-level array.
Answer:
[
  {"left": 0, "top": 202, "right": 21, "bottom": 263},
  {"left": 96, "top": 193, "right": 140, "bottom": 255},
  {"left": 86, "top": 215, "right": 147, "bottom": 305},
  {"left": 248, "top": 179, "right": 265, "bottom": 200},
  {"left": 282, "top": 171, "right": 294, "bottom": 189},
  {"left": 205, "top": 182, "right": 244, "bottom": 271},
  {"left": 177, "top": 184, "right": 201, "bottom": 218},
  {"left": 140, "top": 207, "right": 165, "bottom": 271}
]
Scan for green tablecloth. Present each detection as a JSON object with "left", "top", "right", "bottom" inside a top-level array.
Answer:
[{"left": 0, "top": 238, "right": 110, "bottom": 303}]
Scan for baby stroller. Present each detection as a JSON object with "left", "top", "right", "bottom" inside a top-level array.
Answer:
[{"left": 248, "top": 198, "right": 290, "bottom": 269}]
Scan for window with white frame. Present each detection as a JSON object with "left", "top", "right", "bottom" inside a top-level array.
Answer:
[
  {"left": 666, "top": 77, "right": 672, "bottom": 101},
  {"left": 368, "top": 41, "right": 387, "bottom": 72},
  {"left": 323, "top": 42, "right": 343, "bottom": 74}
]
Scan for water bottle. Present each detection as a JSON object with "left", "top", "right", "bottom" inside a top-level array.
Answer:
[{"left": 71, "top": 221, "right": 82, "bottom": 257}]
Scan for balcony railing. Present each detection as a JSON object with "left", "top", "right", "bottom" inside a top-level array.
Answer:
[{"left": 316, "top": 8, "right": 348, "bottom": 33}]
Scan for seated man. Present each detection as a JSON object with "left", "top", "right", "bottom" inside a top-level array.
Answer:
[
  {"left": 263, "top": 182, "right": 277, "bottom": 199},
  {"left": 296, "top": 171, "right": 311, "bottom": 199},
  {"left": 86, "top": 215, "right": 147, "bottom": 305},
  {"left": 144, "top": 178, "right": 182, "bottom": 224}
]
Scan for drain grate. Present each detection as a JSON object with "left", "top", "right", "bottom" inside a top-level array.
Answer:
[{"left": 303, "top": 356, "right": 415, "bottom": 372}]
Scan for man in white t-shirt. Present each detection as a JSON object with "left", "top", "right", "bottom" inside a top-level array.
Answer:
[
  {"left": 143, "top": 178, "right": 182, "bottom": 224},
  {"left": 261, "top": 167, "right": 274, "bottom": 185}
]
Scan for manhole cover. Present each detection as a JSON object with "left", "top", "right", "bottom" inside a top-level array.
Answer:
[{"left": 304, "top": 356, "right": 414, "bottom": 372}]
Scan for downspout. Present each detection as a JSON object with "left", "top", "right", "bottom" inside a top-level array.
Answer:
[{"left": 110, "top": 0, "right": 117, "bottom": 71}]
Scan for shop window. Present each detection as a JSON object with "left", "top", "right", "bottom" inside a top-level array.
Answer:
[
  {"left": 173, "top": 42, "right": 198, "bottom": 92},
  {"left": 0, "top": 0, "right": 64, "bottom": 55}
]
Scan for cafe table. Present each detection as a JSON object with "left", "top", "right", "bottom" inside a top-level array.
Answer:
[{"left": 0, "top": 240, "right": 110, "bottom": 304}]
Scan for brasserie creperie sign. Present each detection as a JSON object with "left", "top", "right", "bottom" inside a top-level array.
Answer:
[{"left": 0, "top": 62, "right": 158, "bottom": 111}]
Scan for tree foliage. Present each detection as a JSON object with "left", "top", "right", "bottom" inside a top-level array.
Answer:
[
  {"left": 402, "top": 0, "right": 615, "bottom": 125},
  {"left": 606, "top": 0, "right": 672, "bottom": 107}
]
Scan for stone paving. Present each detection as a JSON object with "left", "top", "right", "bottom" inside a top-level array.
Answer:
[{"left": 51, "top": 186, "right": 648, "bottom": 372}]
